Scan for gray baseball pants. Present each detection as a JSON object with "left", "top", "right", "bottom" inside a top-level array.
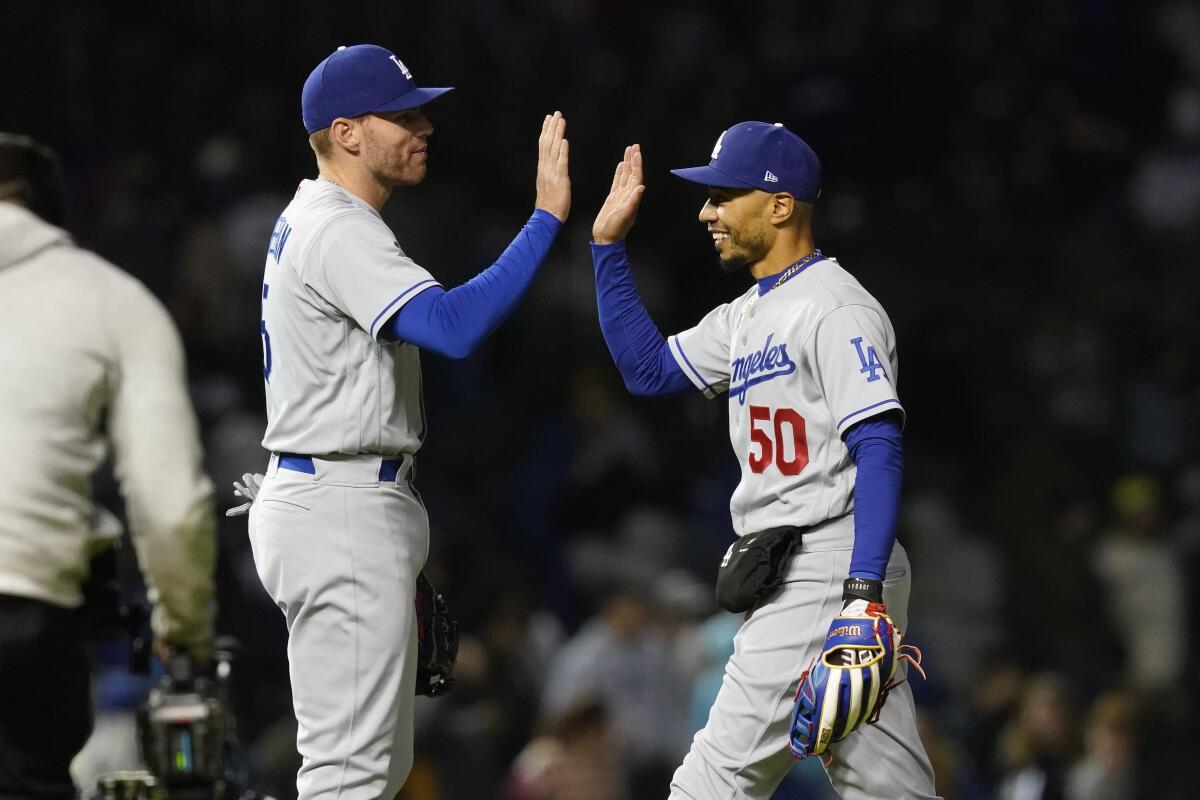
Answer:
[
  {"left": 670, "top": 515, "right": 940, "bottom": 800},
  {"left": 248, "top": 452, "right": 427, "bottom": 800}
]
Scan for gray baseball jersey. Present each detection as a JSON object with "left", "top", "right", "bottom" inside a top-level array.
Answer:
[
  {"left": 260, "top": 178, "right": 438, "bottom": 456},
  {"left": 665, "top": 255, "right": 937, "bottom": 800},
  {"left": 252, "top": 176, "right": 436, "bottom": 799},
  {"left": 668, "top": 256, "right": 902, "bottom": 537}
]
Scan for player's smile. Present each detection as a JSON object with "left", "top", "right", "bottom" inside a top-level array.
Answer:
[{"left": 700, "top": 186, "right": 768, "bottom": 272}]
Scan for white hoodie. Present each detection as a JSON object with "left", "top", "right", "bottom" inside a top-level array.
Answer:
[{"left": 0, "top": 202, "right": 214, "bottom": 646}]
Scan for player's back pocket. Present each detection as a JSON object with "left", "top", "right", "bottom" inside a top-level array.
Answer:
[{"left": 260, "top": 497, "right": 311, "bottom": 513}]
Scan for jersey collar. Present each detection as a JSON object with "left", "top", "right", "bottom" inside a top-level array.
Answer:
[
  {"left": 755, "top": 249, "right": 825, "bottom": 296},
  {"left": 313, "top": 177, "right": 384, "bottom": 220}
]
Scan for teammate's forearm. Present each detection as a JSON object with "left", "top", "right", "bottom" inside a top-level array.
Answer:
[
  {"left": 386, "top": 209, "right": 561, "bottom": 357},
  {"left": 844, "top": 413, "right": 904, "bottom": 581},
  {"left": 591, "top": 241, "right": 691, "bottom": 396}
]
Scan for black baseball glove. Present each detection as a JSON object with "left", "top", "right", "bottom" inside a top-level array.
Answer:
[{"left": 415, "top": 572, "right": 458, "bottom": 697}]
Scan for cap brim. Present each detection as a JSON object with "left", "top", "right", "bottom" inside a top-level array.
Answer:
[
  {"left": 374, "top": 86, "right": 454, "bottom": 113},
  {"left": 669, "top": 164, "right": 758, "bottom": 190}
]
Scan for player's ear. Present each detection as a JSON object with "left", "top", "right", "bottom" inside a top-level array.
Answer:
[
  {"left": 769, "top": 193, "right": 796, "bottom": 226},
  {"left": 329, "top": 118, "right": 362, "bottom": 154}
]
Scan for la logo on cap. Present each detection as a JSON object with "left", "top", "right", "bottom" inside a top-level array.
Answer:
[
  {"left": 389, "top": 54, "right": 412, "bottom": 79},
  {"left": 711, "top": 130, "right": 726, "bottom": 159}
]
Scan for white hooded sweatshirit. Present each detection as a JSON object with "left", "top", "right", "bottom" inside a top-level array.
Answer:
[{"left": 0, "top": 202, "right": 214, "bottom": 646}]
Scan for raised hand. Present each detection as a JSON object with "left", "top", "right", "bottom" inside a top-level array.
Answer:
[
  {"left": 535, "top": 111, "right": 571, "bottom": 222},
  {"left": 592, "top": 144, "right": 646, "bottom": 244}
]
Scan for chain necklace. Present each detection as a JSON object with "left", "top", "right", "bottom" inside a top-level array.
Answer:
[
  {"left": 765, "top": 249, "right": 824, "bottom": 294},
  {"left": 739, "top": 249, "right": 825, "bottom": 328}
]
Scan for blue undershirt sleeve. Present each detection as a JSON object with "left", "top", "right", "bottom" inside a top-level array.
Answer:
[
  {"left": 843, "top": 412, "right": 904, "bottom": 582},
  {"left": 383, "top": 209, "right": 561, "bottom": 358},
  {"left": 590, "top": 241, "right": 691, "bottom": 396}
]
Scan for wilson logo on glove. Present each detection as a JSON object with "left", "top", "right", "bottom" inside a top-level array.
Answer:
[
  {"left": 788, "top": 603, "right": 924, "bottom": 762},
  {"left": 828, "top": 623, "right": 864, "bottom": 638}
]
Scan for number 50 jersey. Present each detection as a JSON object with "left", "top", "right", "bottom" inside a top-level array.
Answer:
[{"left": 669, "top": 256, "right": 902, "bottom": 539}]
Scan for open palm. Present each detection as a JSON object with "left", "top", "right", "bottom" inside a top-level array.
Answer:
[{"left": 592, "top": 144, "right": 646, "bottom": 244}]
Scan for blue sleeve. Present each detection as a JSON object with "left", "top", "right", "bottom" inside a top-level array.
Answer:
[
  {"left": 591, "top": 241, "right": 691, "bottom": 396},
  {"left": 843, "top": 412, "right": 904, "bottom": 581},
  {"left": 383, "top": 209, "right": 561, "bottom": 358}
]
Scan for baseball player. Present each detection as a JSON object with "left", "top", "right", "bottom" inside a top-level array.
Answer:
[
  {"left": 247, "top": 44, "right": 569, "bottom": 799},
  {"left": 0, "top": 134, "right": 215, "bottom": 799},
  {"left": 588, "top": 125, "right": 939, "bottom": 799}
]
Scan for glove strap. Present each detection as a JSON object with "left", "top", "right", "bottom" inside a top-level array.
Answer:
[{"left": 842, "top": 576, "right": 883, "bottom": 605}]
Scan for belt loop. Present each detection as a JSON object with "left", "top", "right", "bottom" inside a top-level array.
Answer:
[{"left": 267, "top": 453, "right": 281, "bottom": 478}]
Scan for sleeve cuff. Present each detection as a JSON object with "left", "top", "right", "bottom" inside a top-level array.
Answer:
[
  {"left": 530, "top": 208, "right": 564, "bottom": 233},
  {"left": 836, "top": 399, "right": 904, "bottom": 435},
  {"left": 368, "top": 278, "right": 442, "bottom": 339},
  {"left": 590, "top": 241, "right": 628, "bottom": 267}
]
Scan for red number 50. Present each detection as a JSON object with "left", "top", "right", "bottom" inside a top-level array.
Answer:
[{"left": 748, "top": 405, "right": 809, "bottom": 475}]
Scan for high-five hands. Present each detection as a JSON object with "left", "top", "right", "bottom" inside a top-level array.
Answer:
[
  {"left": 535, "top": 111, "right": 571, "bottom": 222},
  {"left": 592, "top": 144, "right": 646, "bottom": 244}
]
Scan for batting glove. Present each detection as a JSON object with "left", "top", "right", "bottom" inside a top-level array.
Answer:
[{"left": 224, "top": 472, "right": 263, "bottom": 518}]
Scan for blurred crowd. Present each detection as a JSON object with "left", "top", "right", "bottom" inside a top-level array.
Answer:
[{"left": 4, "top": 0, "right": 1197, "bottom": 798}]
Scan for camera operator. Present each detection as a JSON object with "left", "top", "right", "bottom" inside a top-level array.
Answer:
[{"left": 0, "top": 133, "right": 216, "bottom": 800}]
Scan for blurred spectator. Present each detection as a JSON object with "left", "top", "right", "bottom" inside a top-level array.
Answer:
[
  {"left": 411, "top": 587, "right": 567, "bottom": 797},
  {"left": 521, "top": 365, "right": 662, "bottom": 550},
  {"left": 916, "top": 711, "right": 986, "bottom": 800},
  {"left": 996, "top": 674, "right": 1082, "bottom": 800},
  {"left": 1016, "top": 492, "right": 1124, "bottom": 696},
  {"left": 687, "top": 611, "right": 742, "bottom": 736},
  {"left": 541, "top": 584, "right": 688, "bottom": 794},
  {"left": 1174, "top": 467, "right": 1200, "bottom": 672},
  {"left": 652, "top": 569, "right": 714, "bottom": 708},
  {"left": 963, "top": 655, "right": 1028, "bottom": 789},
  {"left": 566, "top": 507, "right": 689, "bottom": 600},
  {"left": 1093, "top": 475, "right": 1186, "bottom": 696},
  {"left": 1122, "top": 343, "right": 1195, "bottom": 471},
  {"left": 1174, "top": 465, "right": 1200, "bottom": 555},
  {"left": 904, "top": 492, "right": 1005, "bottom": 699},
  {"left": 504, "top": 696, "right": 628, "bottom": 800},
  {"left": 411, "top": 634, "right": 501, "bottom": 798},
  {"left": 1065, "top": 691, "right": 1139, "bottom": 800}
]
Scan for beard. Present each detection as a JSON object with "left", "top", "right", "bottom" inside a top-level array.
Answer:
[
  {"left": 717, "top": 229, "right": 768, "bottom": 274},
  {"left": 363, "top": 136, "right": 426, "bottom": 187},
  {"left": 718, "top": 252, "right": 752, "bottom": 274}
]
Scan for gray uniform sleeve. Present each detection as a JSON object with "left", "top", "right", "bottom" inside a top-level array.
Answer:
[
  {"left": 809, "top": 305, "right": 904, "bottom": 436},
  {"left": 106, "top": 277, "right": 216, "bottom": 647},
  {"left": 304, "top": 213, "right": 441, "bottom": 339},
  {"left": 667, "top": 301, "right": 738, "bottom": 397}
]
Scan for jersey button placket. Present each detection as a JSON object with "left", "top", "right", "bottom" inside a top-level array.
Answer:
[{"left": 739, "top": 296, "right": 757, "bottom": 346}]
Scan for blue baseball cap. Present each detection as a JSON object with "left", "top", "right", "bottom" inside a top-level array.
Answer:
[
  {"left": 670, "top": 122, "right": 821, "bottom": 202},
  {"left": 301, "top": 44, "right": 453, "bottom": 134}
]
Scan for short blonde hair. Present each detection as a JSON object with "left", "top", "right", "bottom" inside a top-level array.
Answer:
[{"left": 308, "top": 129, "right": 333, "bottom": 158}]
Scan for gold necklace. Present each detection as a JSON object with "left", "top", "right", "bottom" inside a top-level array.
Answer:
[{"left": 766, "top": 249, "right": 824, "bottom": 294}]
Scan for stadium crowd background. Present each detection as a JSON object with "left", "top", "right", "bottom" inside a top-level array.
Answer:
[{"left": 3, "top": 1, "right": 1198, "bottom": 798}]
